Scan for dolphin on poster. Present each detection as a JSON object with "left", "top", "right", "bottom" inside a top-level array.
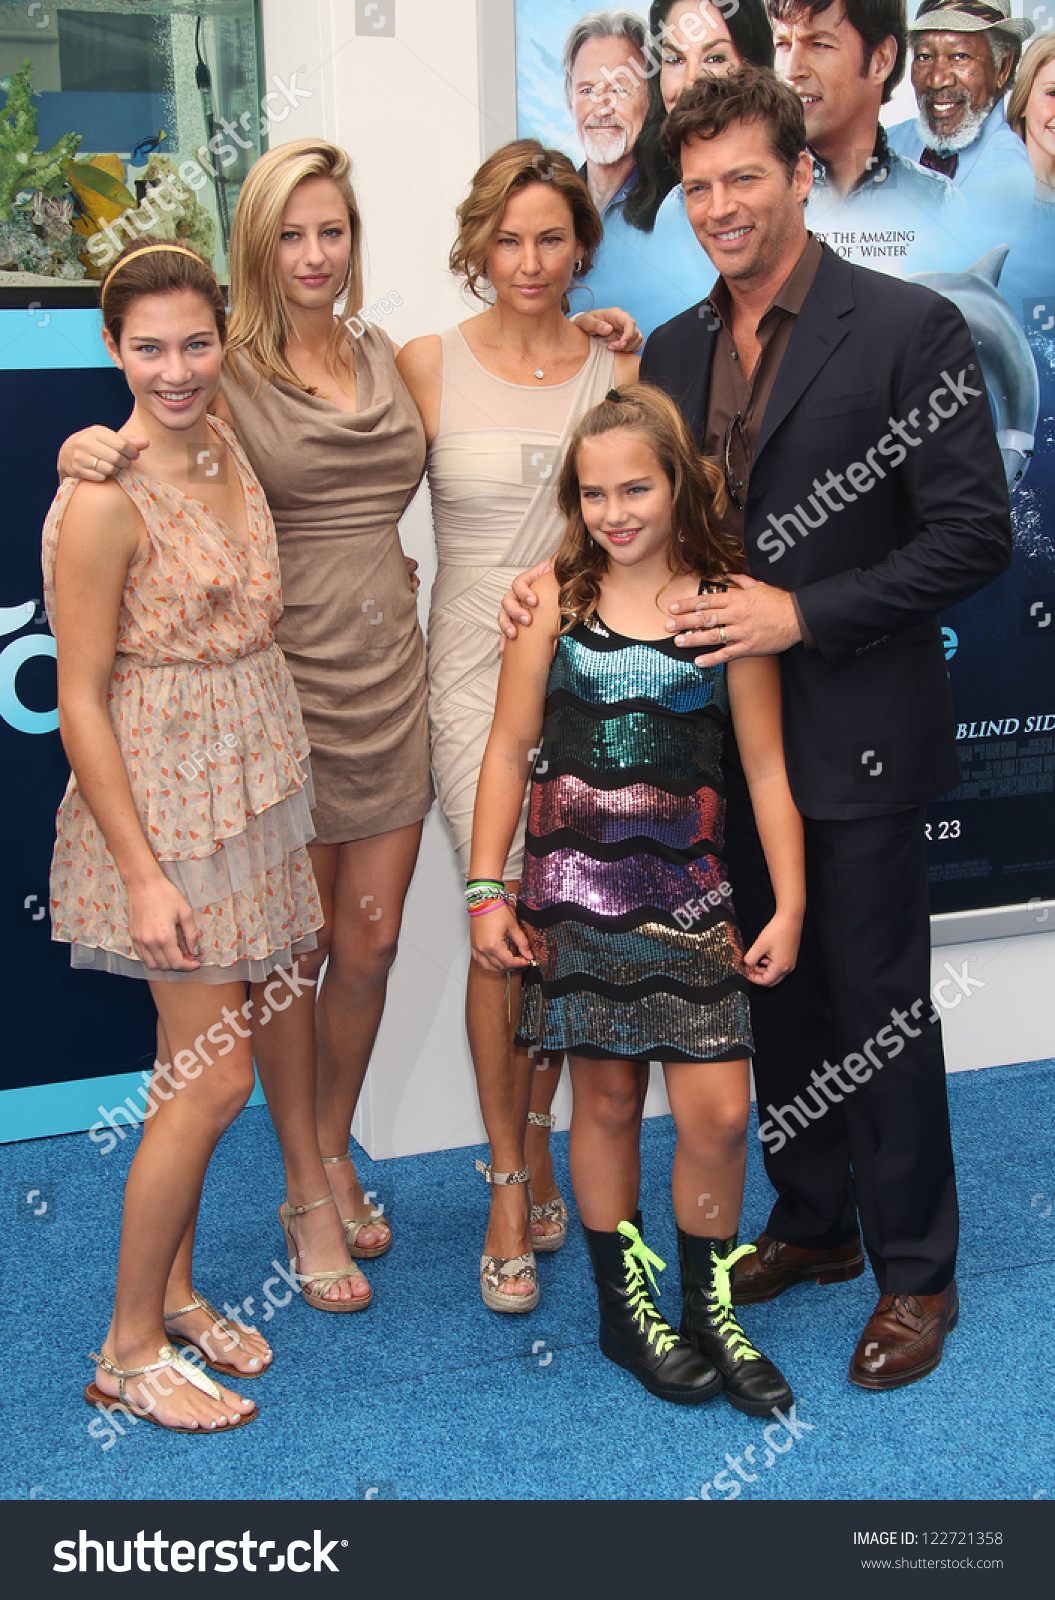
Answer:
[{"left": 909, "top": 246, "right": 1039, "bottom": 493}]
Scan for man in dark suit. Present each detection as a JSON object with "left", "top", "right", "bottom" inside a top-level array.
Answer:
[{"left": 501, "top": 65, "right": 1011, "bottom": 1389}]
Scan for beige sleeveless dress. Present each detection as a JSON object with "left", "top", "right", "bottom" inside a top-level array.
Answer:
[
  {"left": 426, "top": 328, "right": 615, "bottom": 878},
  {"left": 220, "top": 327, "right": 432, "bottom": 845}
]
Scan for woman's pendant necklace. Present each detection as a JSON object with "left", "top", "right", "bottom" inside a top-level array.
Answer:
[{"left": 490, "top": 311, "right": 566, "bottom": 379}]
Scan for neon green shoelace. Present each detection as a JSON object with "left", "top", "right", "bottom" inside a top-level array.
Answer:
[
  {"left": 616, "top": 1221, "right": 678, "bottom": 1356},
  {"left": 709, "top": 1243, "right": 762, "bottom": 1363}
]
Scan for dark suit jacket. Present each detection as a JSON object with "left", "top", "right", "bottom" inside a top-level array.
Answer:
[{"left": 640, "top": 243, "right": 1013, "bottom": 817}]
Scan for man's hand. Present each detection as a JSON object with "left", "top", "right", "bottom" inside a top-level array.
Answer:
[
  {"left": 667, "top": 573, "right": 802, "bottom": 664},
  {"left": 571, "top": 307, "right": 644, "bottom": 353},
  {"left": 497, "top": 558, "right": 555, "bottom": 652}
]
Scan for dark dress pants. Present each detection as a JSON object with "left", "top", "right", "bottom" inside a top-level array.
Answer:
[{"left": 723, "top": 764, "right": 959, "bottom": 1297}]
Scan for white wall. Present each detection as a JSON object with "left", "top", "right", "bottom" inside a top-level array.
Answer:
[{"left": 258, "top": 1, "right": 1054, "bottom": 1161}]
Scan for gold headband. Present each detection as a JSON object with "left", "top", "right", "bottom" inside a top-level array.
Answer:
[{"left": 101, "top": 244, "right": 207, "bottom": 304}]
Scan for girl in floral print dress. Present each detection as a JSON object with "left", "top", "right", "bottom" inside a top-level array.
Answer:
[{"left": 44, "top": 240, "right": 322, "bottom": 1434}]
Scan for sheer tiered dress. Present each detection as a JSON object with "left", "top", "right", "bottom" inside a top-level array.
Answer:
[{"left": 42, "top": 417, "right": 322, "bottom": 982}]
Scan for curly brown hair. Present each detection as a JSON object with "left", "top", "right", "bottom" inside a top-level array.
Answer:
[
  {"left": 449, "top": 139, "right": 603, "bottom": 309},
  {"left": 661, "top": 64, "right": 808, "bottom": 180},
  {"left": 554, "top": 383, "right": 745, "bottom": 630}
]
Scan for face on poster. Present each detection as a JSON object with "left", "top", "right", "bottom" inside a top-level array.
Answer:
[{"left": 515, "top": 0, "right": 1055, "bottom": 914}]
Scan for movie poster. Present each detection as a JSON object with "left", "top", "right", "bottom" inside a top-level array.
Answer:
[{"left": 515, "top": 0, "right": 1055, "bottom": 916}]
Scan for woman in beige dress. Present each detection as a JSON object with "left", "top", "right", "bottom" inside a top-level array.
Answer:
[{"left": 398, "top": 142, "right": 639, "bottom": 1311}]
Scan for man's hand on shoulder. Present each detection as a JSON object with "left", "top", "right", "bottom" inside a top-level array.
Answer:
[
  {"left": 666, "top": 574, "right": 803, "bottom": 665},
  {"left": 497, "top": 557, "right": 556, "bottom": 652}
]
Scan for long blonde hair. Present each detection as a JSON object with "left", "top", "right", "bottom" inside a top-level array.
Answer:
[
  {"left": 226, "top": 140, "right": 365, "bottom": 392},
  {"left": 555, "top": 384, "right": 742, "bottom": 630},
  {"left": 1008, "top": 34, "right": 1055, "bottom": 144}
]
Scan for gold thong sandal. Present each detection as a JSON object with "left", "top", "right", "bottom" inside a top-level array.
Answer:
[
  {"left": 321, "top": 1150, "right": 392, "bottom": 1259},
  {"left": 476, "top": 1159, "right": 540, "bottom": 1314},
  {"left": 164, "top": 1290, "right": 271, "bottom": 1380},
  {"left": 279, "top": 1193, "right": 372, "bottom": 1312},
  {"left": 84, "top": 1344, "right": 257, "bottom": 1432}
]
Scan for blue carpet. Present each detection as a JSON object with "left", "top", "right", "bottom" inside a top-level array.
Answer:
[{"left": 4, "top": 1059, "right": 1053, "bottom": 1502}]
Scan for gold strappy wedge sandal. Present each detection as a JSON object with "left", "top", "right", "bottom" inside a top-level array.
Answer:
[
  {"left": 164, "top": 1290, "right": 271, "bottom": 1380},
  {"left": 321, "top": 1150, "right": 392, "bottom": 1259},
  {"left": 279, "top": 1193, "right": 372, "bottom": 1312},
  {"left": 84, "top": 1344, "right": 257, "bottom": 1432},
  {"left": 476, "top": 1159, "right": 539, "bottom": 1314},
  {"left": 526, "top": 1111, "right": 569, "bottom": 1253}
]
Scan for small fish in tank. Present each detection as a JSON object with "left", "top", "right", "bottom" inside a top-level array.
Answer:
[{"left": 129, "top": 130, "right": 167, "bottom": 167}]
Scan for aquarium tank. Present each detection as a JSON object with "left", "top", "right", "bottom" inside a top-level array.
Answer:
[{"left": 0, "top": 0, "right": 264, "bottom": 294}]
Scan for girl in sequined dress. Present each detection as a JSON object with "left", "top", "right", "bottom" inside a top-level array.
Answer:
[{"left": 468, "top": 385, "right": 804, "bottom": 1410}]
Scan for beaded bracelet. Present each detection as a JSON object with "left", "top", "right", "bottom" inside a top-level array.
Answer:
[
  {"left": 466, "top": 878, "right": 504, "bottom": 910},
  {"left": 465, "top": 879, "right": 518, "bottom": 918}
]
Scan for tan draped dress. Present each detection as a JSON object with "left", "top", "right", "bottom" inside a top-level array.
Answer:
[
  {"left": 426, "top": 328, "right": 615, "bottom": 878},
  {"left": 220, "top": 328, "right": 432, "bottom": 845}
]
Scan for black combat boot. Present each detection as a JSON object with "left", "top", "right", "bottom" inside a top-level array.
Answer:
[
  {"left": 678, "top": 1230, "right": 795, "bottom": 1417},
  {"left": 582, "top": 1217, "right": 721, "bottom": 1404}
]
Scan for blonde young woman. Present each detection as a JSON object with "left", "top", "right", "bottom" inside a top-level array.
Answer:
[
  {"left": 1008, "top": 33, "right": 1055, "bottom": 203},
  {"left": 60, "top": 141, "right": 640, "bottom": 1314},
  {"left": 397, "top": 142, "right": 639, "bottom": 1311}
]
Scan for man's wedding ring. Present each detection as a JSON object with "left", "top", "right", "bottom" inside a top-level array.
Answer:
[
  {"left": 92, "top": 456, "right": 99, "bottom": 471},
  {"left": 719, "top": 625, "right": 727, "bottom": 645}
]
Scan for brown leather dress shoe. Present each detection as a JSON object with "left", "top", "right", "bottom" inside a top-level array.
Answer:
[
  {"left": 849, "top": 1281, "right": 958, "bottom": 1390},
  {"left": 731, "top": 1231, "right": 865, "bottom": 1305}
]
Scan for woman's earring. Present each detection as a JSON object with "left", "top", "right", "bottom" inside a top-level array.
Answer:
[
  {"left": 677, "top": 532, "right": 686, "bottom": 543},
  {"left": 575, "top": 259, "right": 583, "bottom": 273}
]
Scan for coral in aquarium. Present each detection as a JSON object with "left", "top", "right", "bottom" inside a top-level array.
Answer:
[
  {"left": 0, "top": 59, "right": 81, "bottom": 222},
  {"left": 0, "top": 185, "right": 86, "bottom": 277},
  {"left": 138, "top": 152, "right": 216, "bottom": 263}
]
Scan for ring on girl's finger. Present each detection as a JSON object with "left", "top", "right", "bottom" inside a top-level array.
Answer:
[{"left": 719, "top": 625, "right": 727, "bottom": 645}]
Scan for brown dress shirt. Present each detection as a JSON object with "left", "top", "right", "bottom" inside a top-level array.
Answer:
[{"left": 703, "top": 234, "right": 824, "bottom": 644}]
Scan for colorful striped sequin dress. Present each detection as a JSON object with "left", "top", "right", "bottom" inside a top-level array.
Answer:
[{"left": 516, "top": 612, "right": 754, "bottom": 1064}]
